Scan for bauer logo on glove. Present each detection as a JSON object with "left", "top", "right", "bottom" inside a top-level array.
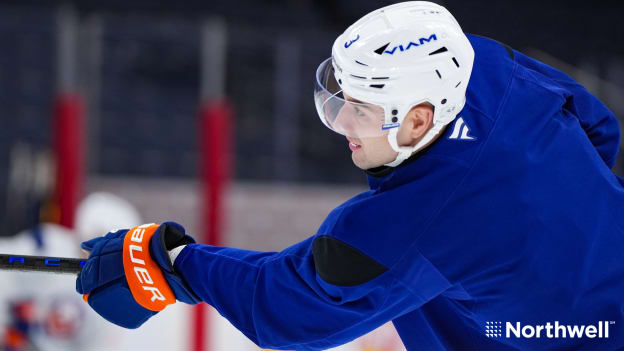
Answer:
[{"left": 123, "top": 224, "right": 176, "bottom": 310}]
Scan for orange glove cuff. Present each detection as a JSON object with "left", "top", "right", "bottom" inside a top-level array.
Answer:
[{"left": 122, "top": 224, "right": 176, "bottom": 311}]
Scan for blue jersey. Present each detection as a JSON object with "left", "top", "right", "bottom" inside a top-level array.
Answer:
[{"left": 174, "top": 35, "right": 624, "bottom": 350}]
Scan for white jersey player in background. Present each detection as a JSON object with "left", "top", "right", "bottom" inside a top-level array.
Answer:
[{"left": 0, "top": 192, "right": 166, "bottom": 351}]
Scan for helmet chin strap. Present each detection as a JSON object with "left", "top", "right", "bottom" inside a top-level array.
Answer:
[{"left": 384, "top": 122, "right": 446, "bottom": 167}]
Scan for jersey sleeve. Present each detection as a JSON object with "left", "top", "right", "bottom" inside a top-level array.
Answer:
[
  {"left": 173, "top": 234, "right": 450, "bottom": 350},
  {"left": 515, "top": 50, "right": 621, "bottom": 168}
]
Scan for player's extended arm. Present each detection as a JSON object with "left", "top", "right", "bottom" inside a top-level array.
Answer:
[
  {"left": 515, "top": 51, "right": 621, "bottom": 168},
  {"left": 173, "top": 230, "right": 450, "bottom": 350},
  {"left": 77, "top": 221, "right": 449, "bottom": 350}
]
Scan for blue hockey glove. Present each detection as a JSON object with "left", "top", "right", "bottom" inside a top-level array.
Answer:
[{"left": 76, "top": 221, "right": 200, "bottom": 329}]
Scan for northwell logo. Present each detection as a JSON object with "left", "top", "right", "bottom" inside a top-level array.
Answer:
[{"left": 485, "top": 321, "right": 615, "bottom": 339}]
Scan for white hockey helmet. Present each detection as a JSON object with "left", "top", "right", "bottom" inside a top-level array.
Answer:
[
  {"left": 314, "top": 1, "right": 475, "bottom": 166},
  {"left": 74, "top": 192, "right": 142, "bottom": 243}
]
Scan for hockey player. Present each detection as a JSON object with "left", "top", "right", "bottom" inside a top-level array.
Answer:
[
  {"left": 76, "top": 2, "right": 624, "bottom": 350},
  {"left": 0, "top": 192, "right": 163, "bottom": 351}
]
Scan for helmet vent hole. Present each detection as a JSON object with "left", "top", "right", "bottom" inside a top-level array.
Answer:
[
  {"left": 428, "top": 47, "right": 448, "bottom": 56},
  {"left": 338, "top": 79, "right": 342, "bottom": 85},
  {"left": 370, "top": 84, "right": 385, "bottom": 89},
  {"left": 355, "top": 60, "right": 369, "bottom": 66},
  {"left": 372, "top": 76, "right": 389, "bottom": 80},
  {"left": 391, "top": 109, "right": 398, "bottom": 115},
  {"left": 350, "top": 74, "right": 366, "bottom": 79},
  {"left": 455, "top": 81, "right": 461, "bottom": 88},
  {"left": 441, "top": 99, "right": 447, "bottom": 104},
  {"left": 392, "top": 117, "right": 398, "bottom": 123},
  {"left": 435, "top": 70, "right": 442, "bottom": 79},
  {"left": 452, "top": 57, "right": 460, "bottom": 67}
]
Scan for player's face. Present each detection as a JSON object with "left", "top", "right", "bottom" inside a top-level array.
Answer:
[{"left": 340, "top": 93, "right": 399, "bottom": 170}]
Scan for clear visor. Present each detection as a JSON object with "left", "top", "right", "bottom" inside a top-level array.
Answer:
[{"left": 314, "top": 58, "right": 390, "bottom": 138}]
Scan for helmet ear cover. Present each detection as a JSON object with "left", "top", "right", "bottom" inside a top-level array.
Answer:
[{"left": 318, "top": 1, "right": 475, "bottom": 166}]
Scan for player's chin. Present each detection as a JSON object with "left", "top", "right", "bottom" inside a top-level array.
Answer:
[{"left": 351, "top": 151, "right": 372, "bottom": 170}]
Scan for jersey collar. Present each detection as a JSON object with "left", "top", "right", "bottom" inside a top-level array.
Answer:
[{"left": 364, "top": 142, "right": 436, "bottom": 191}]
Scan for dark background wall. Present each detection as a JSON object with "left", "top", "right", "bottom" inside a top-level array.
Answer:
[{"left": 1, "top": 1, "right": 623, "bottom": 233}]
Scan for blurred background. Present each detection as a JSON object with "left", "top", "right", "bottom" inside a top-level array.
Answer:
[{"left": 0, "top": 1, "right": 622, "bottom": 350}]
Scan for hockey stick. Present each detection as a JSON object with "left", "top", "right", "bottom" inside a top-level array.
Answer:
[{"left": 0, "top": 253, "right": 85, "bottom": 274}]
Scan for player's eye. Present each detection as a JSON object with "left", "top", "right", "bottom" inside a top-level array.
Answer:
[{"left": 354, "top": 106, "right": 365, "bottom": 117}]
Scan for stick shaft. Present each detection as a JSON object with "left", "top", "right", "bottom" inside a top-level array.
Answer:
[{"left": 0, "top": 253, "right": 85, "bottom": 274}]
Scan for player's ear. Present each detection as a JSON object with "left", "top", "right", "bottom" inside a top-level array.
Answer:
[{"left": 397, "top": 103, "right": 434, "bottom": 147}]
